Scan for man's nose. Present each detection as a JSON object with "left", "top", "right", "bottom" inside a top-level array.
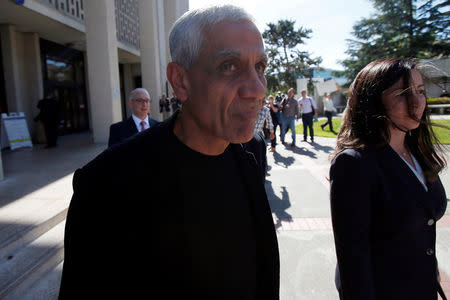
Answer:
[{"left": 239, "top": 68, "right": 266, "bottom": 100}]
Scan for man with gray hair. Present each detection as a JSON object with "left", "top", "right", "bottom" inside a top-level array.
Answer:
[
  {"left": 59, "top": 5, "right": 279, "bottom": 300},
  {"left": 107, "top": 87, "right": 159, "bottom": 147}
]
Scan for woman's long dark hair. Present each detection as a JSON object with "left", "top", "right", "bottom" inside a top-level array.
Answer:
[{"left": 332, "top": 57, "right": 446, "bottom": 179}]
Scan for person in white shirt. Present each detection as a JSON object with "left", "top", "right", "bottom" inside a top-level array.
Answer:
[
  {"left": 321, "top": 93, "right": 337, "bottom": 134},
  {"left": 298, "top": 89, "right": 318, "bottom": 142}
]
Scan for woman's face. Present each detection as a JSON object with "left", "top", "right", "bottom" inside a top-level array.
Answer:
[{"left": 381, "top": 69, "right": 426, "bottom": 132}]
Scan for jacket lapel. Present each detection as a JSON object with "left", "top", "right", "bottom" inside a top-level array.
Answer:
[
  {"left": 231, "top": 143, "right": 280, "bottom": 297},
  {"left": 376, "top": 145, "right": 436, "bottom": 218},
  {"left": 126, "top": 117, "right": 138, "bottom": 135}
]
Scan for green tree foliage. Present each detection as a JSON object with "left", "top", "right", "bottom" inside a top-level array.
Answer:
[
  {"left": 262, "top": 19, "right": 322, "bottom": 93},
  {"left": 339, "top": 0, "right": 450, "bottom": 85}
]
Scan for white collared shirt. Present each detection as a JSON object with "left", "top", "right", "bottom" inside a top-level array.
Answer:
[
  {"left": 323, "top": 98, "right": 337, "bottom": 112},
  {"left": 399, "top": 153, "right": 428, "bottom": 191},
  {"left": 298, "top": 97, "right": 317, "bottom": 113},
  {"left": 132, "top": 114, "right": 150, "bottom": 132}
]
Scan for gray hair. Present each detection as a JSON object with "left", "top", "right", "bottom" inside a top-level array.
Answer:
[
  {"left": 169, "top": 4, "right": 256, "bottom": 70},
  {"left": 128, "top": 88, "right": 150, "bottom": 101}
]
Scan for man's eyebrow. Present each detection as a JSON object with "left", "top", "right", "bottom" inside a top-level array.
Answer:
[
  {"left": 214, "top": 49, "right": 241, "bottom": 60},
  {"left": 213, "top": 50, "right": 268, "bottom": 62}
]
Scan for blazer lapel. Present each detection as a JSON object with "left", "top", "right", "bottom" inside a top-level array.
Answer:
[
  {"left": 231, "top": 143, "right": 280, "bottom": 297},
  {"left": 126, "top": 117, "right": 138, "bottom": 135},
  {"left": 376, "top": 145, "right": 435, "bottom": 218}
]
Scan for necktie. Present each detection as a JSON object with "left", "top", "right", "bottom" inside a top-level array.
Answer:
[{"left": 140, "top": 120, "right": 146, "bottom": 132}]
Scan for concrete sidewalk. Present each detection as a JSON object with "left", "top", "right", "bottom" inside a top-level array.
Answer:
[{"left": 0, "top": 131, "right": 449, "bottom": 299}]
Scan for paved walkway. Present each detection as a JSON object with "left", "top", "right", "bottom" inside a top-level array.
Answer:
[{"left": 0, "top": 130, "right": 449, "bottom": 299}]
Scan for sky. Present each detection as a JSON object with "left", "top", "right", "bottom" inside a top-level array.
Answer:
[{"left": 189, "top": 0, "right": 376, "bottom": 71}]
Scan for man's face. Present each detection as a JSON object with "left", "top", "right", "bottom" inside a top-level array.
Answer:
[
  {"left": 183, "top": 20, "right": 267, "bottom": 144},
  {"left": 129, "top": 91, "right": 150, "bottom": 120},
  {"left": 288, "top": 89, "right": 294, "bottom": 98},
  {"left": 301, "top": 91, "right": 307, "bottom": 98}
]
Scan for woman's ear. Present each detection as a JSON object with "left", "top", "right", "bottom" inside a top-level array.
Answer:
[{"left": 167, "top": 62, "right": 190, "bottom": 103}]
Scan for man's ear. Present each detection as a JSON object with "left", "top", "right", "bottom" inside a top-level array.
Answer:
[{"left": 167, "top": 62, "right": 190, "bottom": 103}]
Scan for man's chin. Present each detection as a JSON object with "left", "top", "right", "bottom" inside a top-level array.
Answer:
[{"left": 229, "top": 130, "right": 255, "bottom": 144}]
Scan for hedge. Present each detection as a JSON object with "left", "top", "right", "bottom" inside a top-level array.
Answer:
[{"left": 427, "top": 97, "right": 450, "bottom": 104}]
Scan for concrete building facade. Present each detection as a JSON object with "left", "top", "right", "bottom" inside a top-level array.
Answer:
[{"left": 0, "top": 0, "right": 189, "bottom": 179}]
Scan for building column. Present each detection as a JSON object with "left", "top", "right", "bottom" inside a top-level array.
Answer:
[
  {"left": 122, "top": 63, "right": 134, "bottom": 118},
  {"left": 23, "top": 32, "right": 44, "bottom": 140},
  {"left": 164, "top": 0, "right": 189, "bottom": 54},
  {"left": 138, "top": 0, "right": 165, "bottom": 121},
  {"left": 0, "top": 24, "right": 23, "bottom": 114},
  {"left": 85, "top": 0, "right": 122, "bottom": 143}
]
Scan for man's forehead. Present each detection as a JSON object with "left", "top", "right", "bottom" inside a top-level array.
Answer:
[
  {"left": 204, "top": 20, "right": 264, "bottom": 51},
  {"left": 213, "top": 48, "right": 267, "bottom": 61},
  {"left": 134, "top": 91, "right": 149, "bottom": 99}
]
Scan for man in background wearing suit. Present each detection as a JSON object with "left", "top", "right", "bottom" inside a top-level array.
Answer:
[{"left": 107, "top": 88, "right": 158, "bottom": 147}]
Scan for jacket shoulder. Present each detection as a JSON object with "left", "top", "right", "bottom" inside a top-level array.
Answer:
[{"left": 331, "top": 147, "right": 378, "bottom": 177}]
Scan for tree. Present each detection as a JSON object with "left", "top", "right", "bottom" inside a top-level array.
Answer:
[
  {"left": 262, "top": 19, "right": 322, "bottom": 93},
  {"left": 339, "top": 0, "right": 450, "bottom": 85}
]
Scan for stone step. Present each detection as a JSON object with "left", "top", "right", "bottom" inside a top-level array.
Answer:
[
  {"left": 0, "top": 220, "right": 65, "bottom": 299},
  {"left": 6, "top": 262, "right": 63, "bottom": 300},
  {"left": 0, "top": 195, "right": 69, "bottom": 261}
]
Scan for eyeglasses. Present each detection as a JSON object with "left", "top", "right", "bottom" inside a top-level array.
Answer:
[{"left": 133, "top": 98, "right": 150, "bottom": 105}]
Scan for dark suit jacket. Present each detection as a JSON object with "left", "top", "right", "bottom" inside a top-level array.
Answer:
[
  {"left": 108, "top": 116, "right": 159, "bottom": 147},
  {"left": 59, "top": 113, "right": 279, "bottom": 300},
  {"left": 330, "top": 145, "right": 447, "bottom": 300},
  {"left": 243, "top": 131, "right": 268, "bottom": 182}
]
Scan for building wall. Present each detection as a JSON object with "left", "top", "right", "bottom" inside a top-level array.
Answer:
[
  {"left": 422, "top": 57, "right": 450, "bottom": 98},
  {"left": 0, "top": 0, "right": 189, "bottom": 145}
]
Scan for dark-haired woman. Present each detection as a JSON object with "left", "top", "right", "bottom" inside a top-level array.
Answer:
[{"left": 330, "top": 58, "right": 447, "bottom": 299}]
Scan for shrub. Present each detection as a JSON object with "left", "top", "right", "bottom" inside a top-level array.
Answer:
[{"left": 427, "top": 97, "right": 450, "bottom": 104}]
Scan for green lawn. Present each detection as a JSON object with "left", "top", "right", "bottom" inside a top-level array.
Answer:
[{"left": 294, "top": 118, "right": 450, "bottom": 144}]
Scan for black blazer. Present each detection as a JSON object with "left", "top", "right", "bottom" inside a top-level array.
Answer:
[
  {"left": 59, "top": 113, "right": 280, "bottom": 300},
  {"left": 330, "top": 146, "right": 447, "bottom": 300},
  {"left": 108, "top": 116, "right": 159, "bottom": 147}
]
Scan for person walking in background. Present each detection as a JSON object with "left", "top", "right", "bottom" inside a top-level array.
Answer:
[
  {"left": 280, "top": 88, "right": 299, "bottom": 148},
  {"left": 298, "top": 89, "right": 317, "bottom": 143},
  {"left": 320, "top": 93, "right": 337, "bottom": 134},
  {"left": 330, "top": 58, "right": 447, "bottom": 300},
  {"left": 159, "top": 93, "right": 170, "bottom": 120},
  {"left": 108, "top": 88, "right": 158, "bottom": 147},
  {"left": 34, "top": 94, "right": 60, "bottom": 148},
  {"left": 268, "top": 95, "right": 280, "bottom": 152},
  {"left": 59, "top": 4, "right": 279, "bottom": 299},
  {"left": 170, "top": 92, "right": 181, "bottom": 114},
  {"left": 275, "top": 92, "right": 285, "bottom": 140},
  {"left": 254, "top": 100, "right": 275, "bottom": 142}
]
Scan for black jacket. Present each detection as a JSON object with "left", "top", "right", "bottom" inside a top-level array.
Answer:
[
  {"left": 108, "top": 116, "right": 159, "bottom": 147},
  {"left": 330, "top": 146, "right": 447, "bottom": 300},
  {"left": 59, "top": 113, "right": 279, "bottom": 300}
]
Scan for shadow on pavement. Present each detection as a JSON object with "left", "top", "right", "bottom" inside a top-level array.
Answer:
[
  {"left": 291, "top": 145, "right": 317, "bottom": 158},
  {"left": 311, "top": 142, "right": 335, "bottom": 154},
  {"left": 265, "top": 179, "right": 292, "bottom": 228},
  {"left": 272, "top": 151, "right": 295, "bottom": 168}
]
